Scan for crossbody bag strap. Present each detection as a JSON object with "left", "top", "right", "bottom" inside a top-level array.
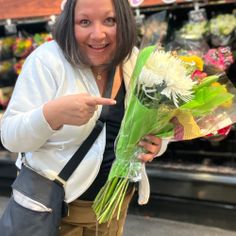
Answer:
[{"left": 56, "top": 67, "right": 116, "bottom": 184}]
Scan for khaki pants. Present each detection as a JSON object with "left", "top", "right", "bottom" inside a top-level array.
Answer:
[{"left": 59, "top": 187, "right": 135, "bottom": 236}]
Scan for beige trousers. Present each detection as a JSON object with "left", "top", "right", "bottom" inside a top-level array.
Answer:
[{"left": 59, "top": 187, "right": 135, "bottom": 236}]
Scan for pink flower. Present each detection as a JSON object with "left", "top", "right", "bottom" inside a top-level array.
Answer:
[{"left": 204, "top": 47, "right": 234, "bottom": 71}]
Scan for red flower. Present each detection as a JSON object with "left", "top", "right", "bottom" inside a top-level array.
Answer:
[{"left": 191, "top": 70, "right": 208, "bottom": 82}]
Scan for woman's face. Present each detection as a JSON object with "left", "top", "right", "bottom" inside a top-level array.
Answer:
[{"left": 74, "top": 0, "right": 117, "bottom": 68}]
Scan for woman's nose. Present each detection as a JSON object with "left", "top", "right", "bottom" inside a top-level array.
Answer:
[{"left": 90, "top": 23, "right": 106, "bottom": 40}]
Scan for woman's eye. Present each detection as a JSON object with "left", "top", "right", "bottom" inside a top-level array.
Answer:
[
  {"left": 105, "top": 17, "right": 116, "bottom": 26},
  {"left": 79, "top": 19, "right": 90, "bottom": 27}
]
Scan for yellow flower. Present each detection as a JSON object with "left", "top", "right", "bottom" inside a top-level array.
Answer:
[
  {"left": 25, "top": 39, "right": 32, "bottom": 48},
  {"left": 179, "top": 55, "right": 204, "bottom": 71}
]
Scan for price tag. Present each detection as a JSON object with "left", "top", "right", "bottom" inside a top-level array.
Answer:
[
  {"left": 129, "top": 0, "right": 144, "bottom": 7},
  {"left": 4, "top": 19, "right": 17, "bottom": 35},
  {"left": 188, "top": 9, "right": 207, "bottom": 22}
]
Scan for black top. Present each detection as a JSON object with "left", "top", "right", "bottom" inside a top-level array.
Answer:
[{"left": 79, "top": 80, "right": 125, "bottom": 200}]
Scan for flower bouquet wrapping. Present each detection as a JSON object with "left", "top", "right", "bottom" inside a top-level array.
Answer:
[
  {"left": 209, "top": 13, "right": 236, "bottom": 47},
  {"left": 92, "top": 45, "right": 236, "bottom": 224},
  {"left": 178, "top": 20, "right": 209, "bottom": 40}
]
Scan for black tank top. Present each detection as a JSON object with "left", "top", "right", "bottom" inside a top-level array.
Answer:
[{"left": 79, "top": 80, "right": 125, "bottom": 200}]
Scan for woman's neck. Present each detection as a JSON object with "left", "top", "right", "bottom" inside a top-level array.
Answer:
[
  {"left": 91, "top": 67, "right": 108, "bottom": 81},
  {"left": 91, "top": 67, "right": 109, "bottom": 96}
]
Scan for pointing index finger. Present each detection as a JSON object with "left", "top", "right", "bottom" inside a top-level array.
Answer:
[{"left": 87, "top": 96, "right": 117, "bottom": 106}]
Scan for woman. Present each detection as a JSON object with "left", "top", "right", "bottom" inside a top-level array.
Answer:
[{"left": 1, "top": 0, "right": 169, "bottom": 235}]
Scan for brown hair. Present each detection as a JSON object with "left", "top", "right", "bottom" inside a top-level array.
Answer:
[{"left": 53, "top": 0, "right": 137, "bottom": 68}]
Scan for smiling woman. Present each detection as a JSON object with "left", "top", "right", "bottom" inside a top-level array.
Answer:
[
  {"left": 73, "top": 0, "right": 117, "bottom": 74},
  {"left": 0, "top": 0, "right": 169, "bottom": 236}
]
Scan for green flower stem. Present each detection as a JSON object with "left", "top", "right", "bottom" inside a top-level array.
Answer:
[
  {"left": 116, "top": 179, "right": 129, "bottom": 220},
  {"left": 107, "top": 178, "right": 129, "bottom": 224},
  {"left": 97, "top": 178, "right": 124, "bottom": 222},
  {"left": 93, "top": 177, "right": 121, "bottom": 218},
  {"left": 93, "top": 181, "right": 111, "bottom": 214},
  {"left": 97, "top": 178, "right": 128, "bottom": 223},
  {"left": 104, "top": 177, "right": 119, "bottom": 204}
]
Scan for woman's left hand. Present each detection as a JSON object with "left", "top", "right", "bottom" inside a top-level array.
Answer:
[{"left": 138, "top": 134, "right": 162, "bottom": 163}]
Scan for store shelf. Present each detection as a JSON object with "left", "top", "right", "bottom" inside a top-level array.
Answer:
[
  {"left": 130, "top": 193, "right": 236, "bottom": 231},
  {"left": 0, "top": 0, "right": 235, "bottom": 22},
  {"left": 146, "top": 164, "right": 236, "bottom": 204}
]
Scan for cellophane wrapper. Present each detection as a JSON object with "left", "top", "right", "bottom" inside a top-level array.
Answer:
[{"left": 109, "top": 46, "right": 236, "bottom": 182}]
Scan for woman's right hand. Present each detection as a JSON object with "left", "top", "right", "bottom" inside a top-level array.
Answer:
[{"left": 43, "top": 93, "right": 116, "bottom": 130}]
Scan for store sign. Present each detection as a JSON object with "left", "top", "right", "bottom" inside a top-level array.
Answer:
[{"left": 129, "top": 0, "right": 144, "bottom": 7}]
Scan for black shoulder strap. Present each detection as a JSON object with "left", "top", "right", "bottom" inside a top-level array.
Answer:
[{"left": 57, "top": 68, "right": 116, "bottom": 183}]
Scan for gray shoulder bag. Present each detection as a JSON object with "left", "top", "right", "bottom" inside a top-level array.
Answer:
[
  {"left": 0, "top": 68, "right": 115, "bottom": 236},
  {"left": 0, "top": 118, "right": 104, "bottom": 236}
]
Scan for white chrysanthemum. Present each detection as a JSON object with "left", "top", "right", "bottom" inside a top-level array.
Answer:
[{"left": 138, "top": 50, "right": 196, "bottom": 107}]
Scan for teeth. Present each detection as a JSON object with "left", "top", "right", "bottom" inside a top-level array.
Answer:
[{"left": 91, "top": 45, "right": 106, "bottom": 49}]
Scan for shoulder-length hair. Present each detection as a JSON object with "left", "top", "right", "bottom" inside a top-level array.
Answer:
[{"left": 53, "top": 0, "right": 137, "bottom": 68}]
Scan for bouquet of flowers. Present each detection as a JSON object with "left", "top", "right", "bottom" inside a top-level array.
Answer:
[
  {"left": 33, "top": 33, "right": 53, "bottom": 47},
  {"left": 178, "top": 20, "right": 209, "bottom": 40},
  {"left": 203, "top": 47, "right": 234, "bottom": 71},
  {"left": 92, "top": 45, "right": 236, "bottom": 224},
  {"left": 209, "top": 14, "right": 236, "bottom": 46},
  {"left": 12, "top": 37, "right": 34, "bottom": 58}
]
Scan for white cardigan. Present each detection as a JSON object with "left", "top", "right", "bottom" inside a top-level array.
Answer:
[{"left": 1, "top": 41, "right": 169, "bottom": 204}]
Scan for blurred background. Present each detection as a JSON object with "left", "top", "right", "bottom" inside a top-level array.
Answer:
[{"left": 0, "top": 0, "right": 236, "bottom": 234}]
